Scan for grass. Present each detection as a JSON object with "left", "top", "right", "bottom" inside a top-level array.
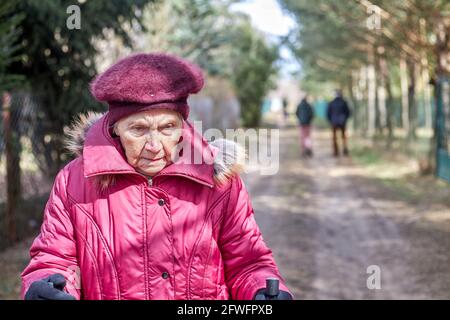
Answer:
[
  {"left": 0, "top": 237, "right": 34, "bottom": 299},
  {"left": 0, "top": 195, "right": 47, "bottom": 251},
  {"left": 350, "top": 142, "right": 384, "bottom": 166},
  {"left": 350, "top": 134, "right": 450, "bottom": 206}
]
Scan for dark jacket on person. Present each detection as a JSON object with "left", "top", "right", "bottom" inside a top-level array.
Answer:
[
  {"left": 327, "top": 97, "right": 351, "bottom": 127},
  {"left": 295, "top": 99, "right": 314, "bottom": 126}
]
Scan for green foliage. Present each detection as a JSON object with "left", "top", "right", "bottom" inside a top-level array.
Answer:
[
  {"left": 142, "top": 1, "right": 278, "bottom": 127},
  {"left": 8, "top": 0, "right": 154, "bottom": 176},
  {"left": 11, "top": 0, "right": 153, "bottom": 126},
  {"left": 143, "top": 0, "right": 239, "bottom": 76},
  {"left": 280, "top": 0, "right": 450, "bottom": 92},
  {"left": 229, "top": 19, "right": 278, "bottom": 127},
  {"left": 280, "top": 0, "right": 370, "bottom": 92},
  {"left": 0, "top": 0, "right": 25, "bottom": 91}
]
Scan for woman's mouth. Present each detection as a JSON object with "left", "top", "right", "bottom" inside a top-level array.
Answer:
[{"left": 144, "top": 156, "right": 164, "bottom": 162}]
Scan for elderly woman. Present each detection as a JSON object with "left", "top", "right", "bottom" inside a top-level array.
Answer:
[{"left": 20, "top": 53, "right": 292, "bottom": 300}]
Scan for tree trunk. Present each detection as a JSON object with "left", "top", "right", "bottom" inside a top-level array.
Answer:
[
  {"left": 407, "top": 59, "right": 418, "bottom": 141},
  {"left": 400, "top": 56, "right": 409, "bottom": 134},
  {"left": 422, "top": 61, "right": 433, "bottom": 129},
  {"left": 359, "top": 66, "right": 368, "bottom": 134},
  {"left": 367, "top": 48, "right": 377, "bottom": 138},
  {"left": 2, "top": 92, "right": 21, "bottom": 245},
  {"left": 376, "top": 53, "right": 387, "bottom": 136},
  {"left": 379, "top": 55, "right": 394, "bottom": 146},
  {"left": 348, "top": 73, "right": 360, "bottom": 131}
]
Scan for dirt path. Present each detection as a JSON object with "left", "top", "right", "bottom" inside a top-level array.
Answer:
[{"left": 244, "top": 127, "right": 450, "bottom": 299}]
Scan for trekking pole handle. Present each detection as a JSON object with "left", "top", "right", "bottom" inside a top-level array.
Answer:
[{"left": 266, "top": 278, "right": 280, "bottom": 298}]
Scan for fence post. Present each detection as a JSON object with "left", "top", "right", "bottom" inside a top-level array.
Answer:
[
  {"left": 435, "top": 76, "right": 450, "bottom": 182},
  {"left": 435, "top": 79, "right": 442, "bottom": 178}
]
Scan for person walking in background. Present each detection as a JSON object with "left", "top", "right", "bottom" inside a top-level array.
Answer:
[
  {"left": 327, "top": 89, "right": 351, "bottom": 157},
  {"left": 282, "top": 97, "right": 289, "bottom": 119},
  {"left": 295, "top": 95, "right": 315, "bottom": 157},
  {"left": 281, "top": 97, "right": 289, "bottom": 127}
]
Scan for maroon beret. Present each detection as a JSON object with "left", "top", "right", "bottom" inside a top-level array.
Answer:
[{"left": 90, "top": 52, "right": 204, "bottom": 126}]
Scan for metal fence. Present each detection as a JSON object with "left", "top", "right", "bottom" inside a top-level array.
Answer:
[{"left": 436, "top": 77, "right": 450, "bottom": 182}]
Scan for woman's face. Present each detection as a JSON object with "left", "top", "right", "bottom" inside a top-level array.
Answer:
[{"left": 113, "top": 109, "right": 183, "bottom": 176}]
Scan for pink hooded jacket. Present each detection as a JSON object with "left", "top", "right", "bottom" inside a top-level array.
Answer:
[{"left": 20, "top": 112, "right": 290, "bottom": 300}]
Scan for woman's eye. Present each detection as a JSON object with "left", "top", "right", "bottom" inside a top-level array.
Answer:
[
  {"left": 130, "top": 126, "right": 147, "bottom": 135},
  {"left": 160, "top": 123, "right": 175, "bottom": 132}
]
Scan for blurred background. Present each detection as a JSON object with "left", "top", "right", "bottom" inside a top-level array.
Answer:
[{"left": 1, "top": 0, "right": 449, "bottom": 299}]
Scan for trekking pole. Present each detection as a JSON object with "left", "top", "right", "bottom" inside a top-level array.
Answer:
[{"left": 265, "top": 278, "right": 280, "bottom": 300}]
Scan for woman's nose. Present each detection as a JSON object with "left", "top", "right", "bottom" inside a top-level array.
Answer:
[{"left": 144, "top": 138, "right": 162, "bottom": 154}]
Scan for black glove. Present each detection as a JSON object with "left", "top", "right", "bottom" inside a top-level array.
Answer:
[
  {"left": 24, "top": 273, "right": 76, "bottom": 300},
  {"left": 253, "top": 288, "right": 293, "bottom": 300}
]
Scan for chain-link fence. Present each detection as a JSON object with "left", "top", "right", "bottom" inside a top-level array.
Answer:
[{"left": 437, "top": 78, "right": 450, "bottom": 182}]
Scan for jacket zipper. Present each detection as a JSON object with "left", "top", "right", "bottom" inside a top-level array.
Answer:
[{"left": 86, "top": 169, "right": 210, "bottom": 298}]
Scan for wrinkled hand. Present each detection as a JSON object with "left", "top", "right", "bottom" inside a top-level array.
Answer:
[
  {"left": 25, "top": 274, "right": 76, "bottom": 300},
  {"left": 253, "top": 288, "right": 293, "bottom": 300}
]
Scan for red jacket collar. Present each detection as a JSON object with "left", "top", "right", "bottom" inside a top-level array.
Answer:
[{"left": 82, "top": 113, "right": 216, "bottom": 188}]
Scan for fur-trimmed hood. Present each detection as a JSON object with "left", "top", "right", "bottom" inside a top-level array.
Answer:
[{"left": 64, "top": 112, "right": 246, "bottom": 188}]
